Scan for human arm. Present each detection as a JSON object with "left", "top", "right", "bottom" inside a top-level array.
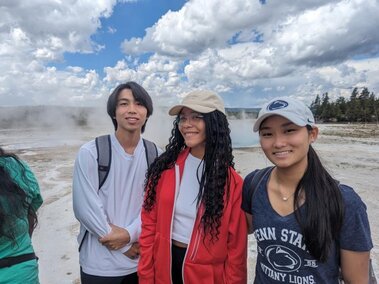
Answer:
[
  {"left": 124, "top": 242, "right": 140, "bottom": 259},
  {"left": 340, "top": 249, "right": 370, "bottom": 283},
  {"left": 137, "top": 189, "right": 158, "bottom": 284},
  {"left": 98, "top": 176, "right": 145, "bottom": 252},
  {"left": 98, "top": 223, "right": 131, "bottom": 250},
  {"left": 72, "top": 146, "right": 111, "bottom": 238},
  {"left": 241, "top": 171, "right": 255, "bottom": 235},
  {"left": 27, "top": 208, "right": 37, "bottom": 236},
  {"left": 100, "top": 211, "right": 142, "bottom": 253},
  {"left": 338, "top": 185, "right": 373, "bottom": 284},
  {"left": 225, "top": 175, "right": 248, "bottom": 284},
  {"left": 245, "top": 212, "right": 253, "bottom": 234},
  {"left": 20, "top": 160, "right": 43, "bottom": 237}
]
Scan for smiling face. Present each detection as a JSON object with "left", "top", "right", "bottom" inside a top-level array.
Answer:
[
  {"left": 178, "top": 107, "right": 206, "bottom": 159},
  {"left": 115, "top": 88, "right": 148, "bottom": 135},
  {"left": 259, "top": 115, "right": 318, "bottom": 172}
]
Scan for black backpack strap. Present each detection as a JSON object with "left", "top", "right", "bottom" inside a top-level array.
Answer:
[
  {"left": 142, "top": 138, "right": 158, "bottom": 167},
  {"left": 79, "top": 137, "right": 155, "bottom": 253},
  {"left": 95, "top": 135, "right": 112, "bottom": 190},
  {"left": 249, "top": 166, "right": 273, "bottom": 206},
  {"left": 0, "top": 253, "right": 38, "bottom": 268},
  {"left": 78, "top": 230, "right": 88, "bottom": 252}
]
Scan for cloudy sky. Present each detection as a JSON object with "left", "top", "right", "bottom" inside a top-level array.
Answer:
[{"left": 1, "top": 0, "right": 379, "bottom": 108}]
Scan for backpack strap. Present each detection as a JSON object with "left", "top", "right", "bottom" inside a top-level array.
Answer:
[
  {"left": 248, "top": 166, "right": 273, "bottom": 207},
  {"left": 142, "top": 138, "right": 158, "bottom": 168},
  {"left": 95, "top": 135, "right": 112, "bottom": 190},
  {"left": 79, "top": 136, "right": 156, "bottom": 253},
  {"left": 0, "top": 253, "right": 38, "bottom": 268}
]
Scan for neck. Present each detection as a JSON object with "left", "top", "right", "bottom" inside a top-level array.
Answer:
[
  {"left": 189, "top": 144, "right": 205, "bottom": 159},
  {"left": 115, "top": 129, "right": 141, "bottom": 154},
  {"left": 272, "top": 165, "right": 306, "bottom": 202},
  {"left": 275, "top": 159, "right": 308, "bottom": 187},
  {"left": 275, "top": 168, "right": 303, "bottom": 188}
]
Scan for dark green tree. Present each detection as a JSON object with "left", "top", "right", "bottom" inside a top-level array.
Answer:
[
  {"left": 320, "top": 92, "right": 332, "bottom": 121},
  {"left": 310, "top": 94, "right": 322, "bottom": 120},
  {"left": 336, "top": 97, "right": 347, "bottom": 121},
  {"left": 346, "top": 88, "right": 360, "bottom": 122},
  {"left": 369, "top": 92, "right": 379, "bottom": 124},
  {"left": 359, "top": 87, "right": 370, "bottom": 123},
  {"left": 310, "top": 87, "right": 377, "bottom": 123}
]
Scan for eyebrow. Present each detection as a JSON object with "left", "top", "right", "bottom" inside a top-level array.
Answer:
[
  {"left": 117, "top": 98, "right": 130, "bottom": 102},
  {"left": 260, "top": 121, "right": 296, "bottom": 130}
]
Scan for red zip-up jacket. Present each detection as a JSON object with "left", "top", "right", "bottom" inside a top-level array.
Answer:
[{"left": 138, "top": 148, "right": 247, "bottom": 284}]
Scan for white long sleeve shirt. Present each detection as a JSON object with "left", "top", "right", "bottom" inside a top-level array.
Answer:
[{"left": 73, "top": 133, "right": 150, "bottom": 276}]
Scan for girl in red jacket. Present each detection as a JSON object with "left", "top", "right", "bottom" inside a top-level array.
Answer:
[{"left": 138, "top": 90, "right": 247, "bottom": 284}]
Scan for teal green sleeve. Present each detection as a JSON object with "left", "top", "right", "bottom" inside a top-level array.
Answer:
[
  {"left": 0, "top": 157, "right": 43, "bottom": 210},
  {"left": 21, "top": 161, "right": 43, "bottom": 211}
]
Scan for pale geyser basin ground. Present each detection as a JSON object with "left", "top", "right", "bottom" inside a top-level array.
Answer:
[{"left": 1, "top": 123, "right": 378, "bottom": 283}]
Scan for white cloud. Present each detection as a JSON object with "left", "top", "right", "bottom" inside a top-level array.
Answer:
[
  {"left": 0, "top": 0, "right": 379, "bottom": 107},
  {"left": 103, "top": 55, "right": 189, "bottom": 104},
  {"left": 121, "top": 0, "right": 333, "bottom": 57},
  {"left": 0, "top": 0, "right": 119, "bottom": 105}
]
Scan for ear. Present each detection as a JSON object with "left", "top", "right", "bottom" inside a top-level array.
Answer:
[{"left": 309, "top": 126, "right": 319, "bottom": 143}]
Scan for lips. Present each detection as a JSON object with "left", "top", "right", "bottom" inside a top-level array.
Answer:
[
  {"left": 273, "top": 150, "right": 292, "bottom": 157},
  {"left": 183, "top": 132, "right": 198, "bottom": 137},
  {"left": 126, "top": 117, "right": 139, "bottom": 121}
]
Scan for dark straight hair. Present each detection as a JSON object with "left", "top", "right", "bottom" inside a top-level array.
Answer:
[
  {"left": 294, "top": 126, "right": 344, "bottom": 262},
  {"left": 107, "top": 81, "right": 153, "bottom": 133}
]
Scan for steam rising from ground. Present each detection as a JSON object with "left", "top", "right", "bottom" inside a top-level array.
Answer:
[{"left": 0, "top": 106, "right": 258, "bottom": 150}]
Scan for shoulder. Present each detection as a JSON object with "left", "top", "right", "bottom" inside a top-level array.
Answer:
[
  {"left": 229, "top": 167, "right": 243, "bottom": 183},
  {"left": 73, "top": 139, "right": 98, "bottom": 170},
  {"left": 226, "top": 167, "right": 243, "bottom": 193},
  {"left": 0, "top": 157, "right": 40, "bottom": 195},
  {"left": 338, "top": 183, "right": 373, "bottom": 251},
  {"left": 0, "top": 156, "right": 17, "bottom": 168},
  {"left": 339, "top": 183, "right": 367, "bottom": 209},
  {"left": 244, "top": 169, "right": 260, "bottom": 183},
  {"left": 77, "top": 139, "right": 97, "bottom": 157},
  {"left": 0, "top": 156, "right": 26, "bottom": 175},
  {"left": 156, "top": 147, "right": 164, "bottom": 155},
  {"left": 243, "top": 167, "right": 273, "bottom": 187},
  {"left": 227, "top": 168, "right": 244, "bottom": 199},
  {"left": 142, "top": 138, "right": 163, "bottom": 155}
]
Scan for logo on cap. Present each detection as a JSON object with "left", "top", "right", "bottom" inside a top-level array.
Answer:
[{"left": 267, "top": 100, "right": 288, "bottom": 111}]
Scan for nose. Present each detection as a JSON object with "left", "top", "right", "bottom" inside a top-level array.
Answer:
[
  {"left": 181, "top": 119, "right": 193, "bottom": 127},
  {"left": 127, "top": 103, "right": 137, "bottom": 113},
  {"left": 179, "top": 116, "right": 196, "bottom": 127},
  {"left": 273, "top": 134, "right": 286, "bottom": 148}
]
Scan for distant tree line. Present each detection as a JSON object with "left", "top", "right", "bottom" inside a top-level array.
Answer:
[{"left": 310, "top": 87, "right": 379, "bottom": 123}]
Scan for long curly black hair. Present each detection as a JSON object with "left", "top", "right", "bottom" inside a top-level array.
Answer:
[
  {"left": 143, "top": 110, "right": 235, "bottom": 240},
  {"left": 0, "top": 147, "right": 38, "bottom": 245}
]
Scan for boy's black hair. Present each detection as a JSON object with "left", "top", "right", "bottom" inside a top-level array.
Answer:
[{"left": 107, "top": 81, "right": 153, "bottom": 133}]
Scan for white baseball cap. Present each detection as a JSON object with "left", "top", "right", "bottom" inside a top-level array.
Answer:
[
  {"left": 253, "top": 97, "right": 315, "bottom": 132},
  {"left": 169, "top": 90, "right": 226, "bottom": 116}
]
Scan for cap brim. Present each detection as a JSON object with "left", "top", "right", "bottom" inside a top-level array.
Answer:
[
  {"left": 253, "top": 112, "right": 307, "bottom": 132},
  {"left": 168, "top": 104, "right": 218, "bottom": 116},
  {"left": 253, "top": 113, "right": 273, "bottom": 132},
  {"left": 168, "top": 105, "right": 185, "bottom": 116}
]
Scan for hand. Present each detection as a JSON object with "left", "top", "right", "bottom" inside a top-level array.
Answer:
[
  {"left": 99, "top": 223, "right": 130, "bottom": 250},
  {"left": 124, "top": 242, "right": 140, "bottom": 259}
]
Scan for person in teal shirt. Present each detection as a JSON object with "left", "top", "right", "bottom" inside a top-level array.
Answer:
[{"left": 0, "top": 147, "right": 43, "bottom": 284}]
